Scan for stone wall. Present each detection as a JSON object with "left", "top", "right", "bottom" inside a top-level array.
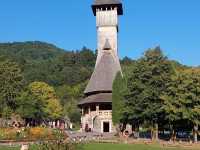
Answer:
[{"left": 81, "top": 110, "right": 115, "bottom": 133}]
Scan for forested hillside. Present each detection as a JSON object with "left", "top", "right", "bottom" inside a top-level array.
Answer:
[
  {"left": 0, "top": 41, "right": 65, "bottom": 62},
  {"left": 0, "top": 41, "right": 96, "bottom": 86},
  {"left": 0, "top": 41, "right": 99, "bottom": 126},
  {"left": 1, "top": 41, "right": 196, "bottom": 129}
]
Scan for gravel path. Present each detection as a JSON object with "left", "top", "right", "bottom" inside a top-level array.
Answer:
[{"left": 65, "top": 130, "right": 115, "bottom": 142}]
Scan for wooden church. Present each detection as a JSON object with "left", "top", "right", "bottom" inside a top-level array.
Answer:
[{"left": 78, "top": 0, "right": 123, "bottom": 133}]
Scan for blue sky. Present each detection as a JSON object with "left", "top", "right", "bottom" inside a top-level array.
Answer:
[{"left": 0, "top": 0, "right": 200, "bottom": 66}]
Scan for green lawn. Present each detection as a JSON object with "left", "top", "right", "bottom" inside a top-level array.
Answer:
[
  {"left": 0, "top": 146, "right": 19, "bottom": 150},
  {"left": 0, "top": 143, "right": 197, "bottom": 150},
  {"left": 83, "top": 143, "right": 186, "bottom": 150}
]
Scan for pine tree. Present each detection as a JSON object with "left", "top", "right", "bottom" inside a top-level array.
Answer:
[{"left": 112, "top": 72, "right": 127, "bottom": 134}]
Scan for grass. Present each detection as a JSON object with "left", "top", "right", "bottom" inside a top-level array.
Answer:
[
  {"left": 83, "top": 143, "right": 185, "bottom": 150},
  {"left": 0, "top": 143, "right": 198, "bottom": 150},
  {"left": 0, "top": 146, "right": 19, "bottom": 150}
]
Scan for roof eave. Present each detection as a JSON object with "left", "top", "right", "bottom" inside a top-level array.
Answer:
[
  {"left": 91, "top": 4, "right": 123, "bottom": 16},
  {"left": 78, "top": 101, "right": 112, "bottom": 107}
]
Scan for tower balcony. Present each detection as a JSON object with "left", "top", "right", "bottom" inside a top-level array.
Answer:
[
  {"left": 96, "top": 9, "right": 118, "bottom": 27},
  {"left": 81, "top": 103, "right": 112, "bottom": 116},
  {"left": 87, "top": 110, "right": 112, "bottom": 117}
]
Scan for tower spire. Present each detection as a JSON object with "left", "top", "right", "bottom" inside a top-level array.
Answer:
[{"left": 78, "top": 0, "right": 123, "bottom": 133}]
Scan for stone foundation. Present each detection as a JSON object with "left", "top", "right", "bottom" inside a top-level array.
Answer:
[{"left": 81, "top": 110, "right": 115, "bottom": 133}]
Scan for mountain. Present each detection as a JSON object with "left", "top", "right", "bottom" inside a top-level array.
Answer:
[
  {"left": 0, "top": 41, "right": 96, "bottom": 87},
  {"left": 0, "top": 41, "right": 65, "bottom": 63}
]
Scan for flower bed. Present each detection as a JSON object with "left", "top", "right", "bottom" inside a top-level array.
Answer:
[{"left": 0, "top": 127, "right": 67, "bottom": 142}]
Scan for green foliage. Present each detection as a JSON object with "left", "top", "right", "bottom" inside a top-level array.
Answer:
[
  {"left": 0, "top": 58, "right": 24, "bottom": 117},
  {"left": 0, "top": 41, "right": 96, "bottom": 125},
  {"left": 2, "top": 40, "right": 200, "bottom": 135},
  {"left": 121, "top": 56, "right": 135, "bottom": 66},
  {"left": 29, "top": 82, "right": 63, "bottom": 120},
  {"left": 120, "top": 47, "right": 200, "bottom": 141},
  {"left": 0, "top": 41, "right": 65, "bottom": 62},
  {"left": 112, "top": 72, "right": 127, "bottom": 125},
  {"left": 1, "top": 106, "right": 13, "bottom": 119},
  {"left": 16, "top": 90, "right": 43, "bottom": 120},
  {"left": 162, "top": 69, "right": 200, "bottom": 128},
  {"left": 46, "top": 99, "right": 63, "bottom": 120},
  {"left": 63, "top": 97, "right": 80, "bottom": 124},
  {"left": 36, "top": 141, "right": 82, "bottom": 150},
  {"left": 125, "top": 47, "right": 175, "bottom": 126},
  {"left": 0, "top": 127, "right": 67, "bottom": 141},
  {"left": 0, "top": 42, "right": 95, "bottom": 86},
  {"left": 16, "top": 82, "right": 63, "bottom": 122},
  {"left": 56, "top": 83, "right": 86, "bottom": 105},
  {"left": 55, "top": 83, "right": 86, "bottom": 124}
]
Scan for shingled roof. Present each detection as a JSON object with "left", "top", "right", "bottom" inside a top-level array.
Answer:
[
  {"left": 78, "top": 93, "right": 112, "bottom": 105},
  {"left": 92, "top": 0, "right": 123, "bottom": 16},
  {"left": 94, "top": 0, "right": 122, "bottom": 5},
  {"left": 84, "top": 51, "right": 121, "bottom": 95}
]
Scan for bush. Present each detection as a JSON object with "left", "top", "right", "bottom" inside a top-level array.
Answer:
[{"left": 35, "top": 141, "right": 83, "bottom": 150}]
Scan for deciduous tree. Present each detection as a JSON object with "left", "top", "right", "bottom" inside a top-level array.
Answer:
[
  {"left": 125, "top": 47, "right": 175, "bottom": 140},
  {"left": 0, "top": 58, "right": 24, "bottom": 117}
]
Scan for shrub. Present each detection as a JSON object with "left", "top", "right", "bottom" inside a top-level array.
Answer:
[
  {"left": 36, "top": 141, "right": 83, "bottom": 150},
  {"left": 0, "top": 127, "right": 67, "bottom": 141}
]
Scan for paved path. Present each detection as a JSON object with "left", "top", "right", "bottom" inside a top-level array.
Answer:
[{"left": 65, "top": 130, "right": 115, "bottom": 142}]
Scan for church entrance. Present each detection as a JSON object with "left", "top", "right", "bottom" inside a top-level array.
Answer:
[{"left": 103, "top": 122, "right": 110, "bottom": 133}]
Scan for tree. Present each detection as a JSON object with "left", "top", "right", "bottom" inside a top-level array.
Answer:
[
  {"left": 77, "top": 47, "right": 96, "bottom": 67},
  {"left": 162, "top": 68, "right": 200, "bottom": 142},
  {"left": 29, "top": 82, "right": 63, "bottom": 120},
  {"left": 63, "top": 97, "right": 81, "bottom": 124},
  {"left": 56, "top": 83, "right": 86, "bottom": 125},
  {"left": 121, "top": 56, "right": 134, "bottom": 66},
  {"left": 16, "top": 82, "right": 63, "bottom": 125},
  {"left": 161, "top": 74, "right": 185, "bottom": 141},
  {"left": 112, "top": 72, "right": 127, "bottom": 134},
  {"left": 186, "top": 69, "right": 200, "bottom": 143},
  {"left": 125, "top": 47, "right": 175, "bottom": 140},
  {"left": 0, "top": 58, "right": 24, "bottom": 117},
  {"left": 46, "top": 98, "right": 63, "bottom": 120},
  {"left": 0, "top": 42, "right": 95, "bottom": 87},
  {"left": 16, "top": 90, "right": 45, "bottom": 125}
]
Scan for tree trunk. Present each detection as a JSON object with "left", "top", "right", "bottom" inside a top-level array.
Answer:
[
  {"left": 151, "top": 123, "right": 158, "bottom": 141},
  {"left": 136, "top": 125, "right": 140, "bottom": 139},
  {"left": 155, "top": 123, "right": 159, "bottom": 141},
  {"left": 122, "top": 123, "right": 127, "bottom": 132},
  {"left": 171, "top": 129, "right": 176, "bottom": 142},
  {"left": 194, "top": 125, "right": 198, "bottom": 143},
  {"left": 151, "top": 128, "right": 154, "bottom": 140},
  {"left": 115, "top": 124, "right": 121, "bottom": 137}
]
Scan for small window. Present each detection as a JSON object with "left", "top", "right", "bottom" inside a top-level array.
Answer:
[{"left": 99, "top": 104, "right": 112, "bottom": 110}]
